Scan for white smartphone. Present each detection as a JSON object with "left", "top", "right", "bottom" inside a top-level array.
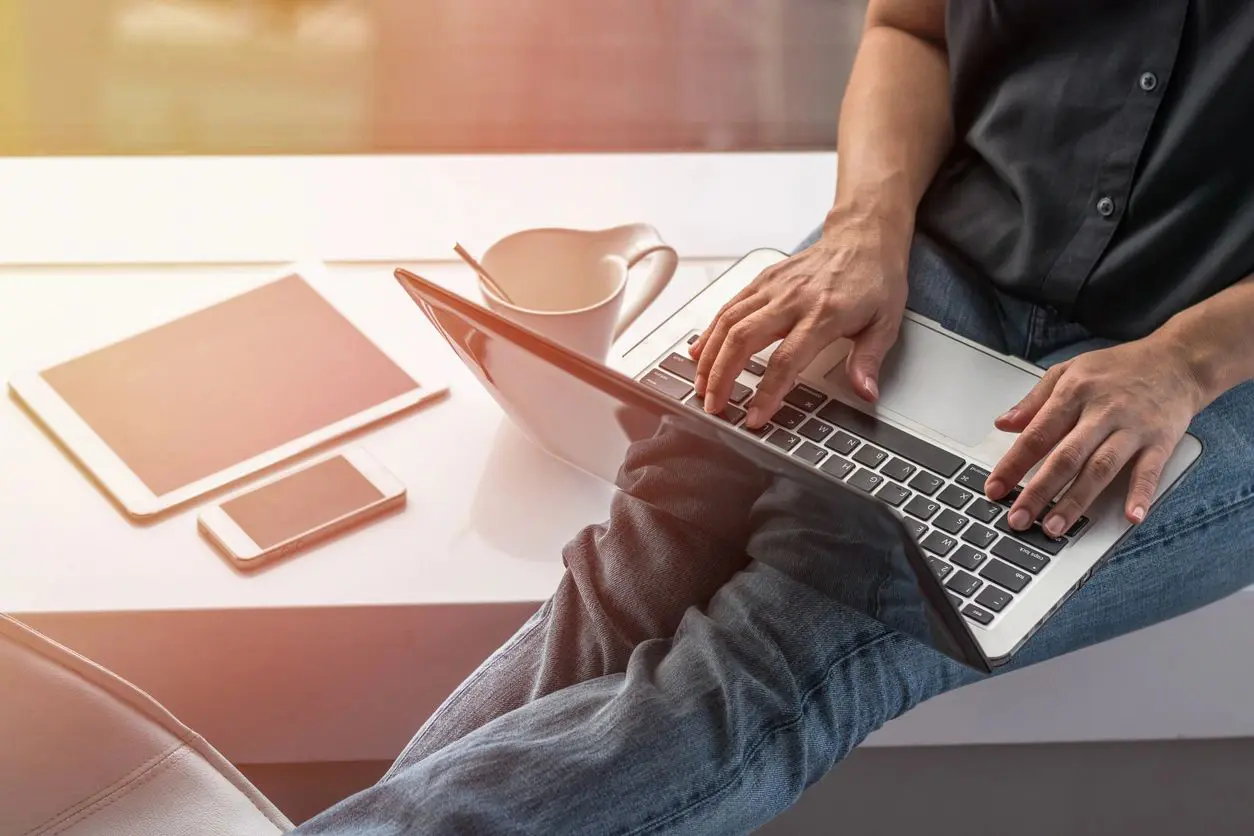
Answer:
[{"left": 198, "top": 447, "right": 406, "bottom": 570}]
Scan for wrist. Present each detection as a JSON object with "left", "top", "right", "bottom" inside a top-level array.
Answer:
[
  {"left": 1151, "top": 319, "right": 1231, "bottom": 411},
  {"left": 822, "top": 197, "right": 915, "bottom": 279}
]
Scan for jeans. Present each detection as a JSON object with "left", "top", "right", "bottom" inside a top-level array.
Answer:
[{"left": 299, "top": 235, "right": 1254, "bottom": 835}]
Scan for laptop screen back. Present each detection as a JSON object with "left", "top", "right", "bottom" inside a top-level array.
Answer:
[{"left": 401, "top": 270, "right": 989, "bottom": 673}]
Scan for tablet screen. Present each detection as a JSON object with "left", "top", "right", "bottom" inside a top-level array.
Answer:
[{"left": 40, "top": 274, "right": 417, "bottom": 497}]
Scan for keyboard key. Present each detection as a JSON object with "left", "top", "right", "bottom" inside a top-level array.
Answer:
[
  {"left": 744, "top": 358, "right": 767, "bottom": 376},
  {"left": 962, "top": 603, "right": 995, "bottom": 625},
  {"left": 945, "top": 570, "right": 983, "bottom": 598},
  {"left": 798, "top": 419, "right": 834, "bottom": 443},
  {"left": 908, "top": 471, "right": 944, "bottom": 496},
  {"left": 979, "top": 559, "right": 1031, "bottom": 593},
  {"left": 1066, "top": 516, "right": 1092, "bottom": 538},
  {"left": 955, "top": 465, "right": 990, "bottom": 494},
  {"left": 742, "top": 421, "right": 774, "bottom": 439},
  {"left": 641, "top": 369, "right": 692, "bottom": 400},
  {"left": 975, "top": 586, "right": 1012, "bottom": 613},
  {"left": 993, "top": 514, "right": 1066, "bottom": 555},
  {"left": 770, "top": 405, "right": 806, "bottom": 430},
  {"left": 926, "top": 555, "right": 953, "bottom": 580},
  {"left": 961, "top": 523, "right": 999, "bottom": 550},
  {"left": 994, "top": 486, "right": 1024, "bottom": 507},
  {"left": 904, "top": 496, "right": 940, "bottom": 521},
  {"left": 728, "top": 381, "right": 753, "bottom": 405},
  {"left": 792, "top": 441, "right": 827, "bottom": 465},
  {"left": 947, "top": 592, "right": 965, "bottom": 610},
  {"left": 934, "top": 509, "right": 970, "bottom": 535},
  {"left": 824, "top": 431, "right": 861, "bottom": 456},
  {"left": 875, "top": 482, "right": 911, "bottom": 507},
  {"left": 922, "top": 531, "right": 958, "bottom": 556},
  {"left": 766, "top": 428, "right": 801, "bottom": 451},
  {"left": 853, "top": 444, "right": 888, "bottom": 469},
  {"left": 684, "top": 394, "right": 745, "bottom": 425},
  {"left": 966, "top": 498, "right": 1002, "bottom": 524},
  {"left": 784, "top": 384, "right": 827, "bottom": 413},
  {"left": 881, "top": 458, "right": 917, "bottom": 482},
  {"left": 950, "top": 545, "right": 987, "bottom": 571},
  {"left": 991, "top": 537, "right": 1050, "bottom": 574},
  {"left": 847, "top": 468, "right": 883, "bottom": 493},
  {"left": 819, "top": 456, "right": 855, "bottom": 480},
  {"left": 815, "top": 400, "right": 966, "bottom": 477},
  {"left": 686, "top": 333, "right": 700, "bottom": 345},
  {"left": 937, "top": 484, "right": 974, "bottom": 509},
  {"left": 660, "top": 353, "right": 699, "bottom": 382}
]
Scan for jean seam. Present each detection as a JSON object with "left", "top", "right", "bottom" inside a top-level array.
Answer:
[
  {"left": 380, "top": 604, "right": 552, "bottom": 782},
  {"left": 1102, "top": 486, "right": 1254, "bottom": 568},
  {"left": 618, "top": 629, "right": 900, "bottom": 836}
]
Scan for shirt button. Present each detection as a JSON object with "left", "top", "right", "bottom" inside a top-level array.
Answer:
[
  {"left": 1096, "top": 196, "right": 1116, "bottom": 218},
  {"left": 1139, "top": 71, "right": 1159, "bottom": 92}
]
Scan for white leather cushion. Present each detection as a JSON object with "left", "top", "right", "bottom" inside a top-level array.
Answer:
[{"left": 0, "top": 615, "right": 291, "bottom": 835}]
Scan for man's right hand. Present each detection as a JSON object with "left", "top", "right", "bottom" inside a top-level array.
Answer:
[{"left": 688, "top": 211, "right": 911, "bottom": 427}]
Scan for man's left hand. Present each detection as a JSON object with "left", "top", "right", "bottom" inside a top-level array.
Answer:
[{"left": 985, "top": 336, "right": 1205, "bottom": 537}]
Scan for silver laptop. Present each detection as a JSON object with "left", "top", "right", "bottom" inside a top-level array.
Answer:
[{"left": 397, "top": 249, "right": 1201, "bottom": 670}]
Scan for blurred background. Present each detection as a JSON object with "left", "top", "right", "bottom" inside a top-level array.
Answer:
[{"left": 0, "top": 0, "right": 866, "bottom": 156}]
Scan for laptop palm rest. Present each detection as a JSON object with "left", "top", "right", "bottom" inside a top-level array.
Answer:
[{"left": 820, "top": 320, "right": 1038, "bottom": 450}]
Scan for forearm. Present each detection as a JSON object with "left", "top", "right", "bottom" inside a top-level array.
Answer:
[
  {"left": 829, "top": 0, "right": 953, "bottom": 257},
  {"left": 1154, "top": 275, "right": 1254, "bottom": 408}
]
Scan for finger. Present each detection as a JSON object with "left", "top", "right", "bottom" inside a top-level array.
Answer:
[
  {"left": 1123, "top": 443, "right": 1170, "bottom": 524},
  {"left": 747, "top": 319, "right": 827, "bottom": 426},
  {"left": 844, "top": 313, "right": 900, "bottom": 402},
  {"left": 1008, "top": 419, "right": 1110, "bottom": 530},
  {"left": 690, "top": 283, "right": 758, "bottom": 360},
  {"left": 986, "top": 397, "right": 1083, "bottom": 502},
  {"left": 995, "top": 363, "right": 1068, "bottom": 432},
  {"left": 1040, "top": 430, "right": 1139, "bottom": 538},
  {"left": 704, "top": 307, "right": 787, "bottom": 415},
  {"left": 694, "top": 295, "right": 768, "bottom": 394}
]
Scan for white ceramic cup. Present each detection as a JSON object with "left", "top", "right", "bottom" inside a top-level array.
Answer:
[{"left": 477, "top": 224, "right": 679, "bottom": 361}]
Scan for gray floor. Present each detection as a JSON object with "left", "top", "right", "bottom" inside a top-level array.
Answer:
[{"left": 242, "top": 738, "right": 1254, "bottom": 833}]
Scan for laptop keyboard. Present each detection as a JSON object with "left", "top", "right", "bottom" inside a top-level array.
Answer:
[{"left": 638, "top": 335, "right": 1092, "bottom": 630}]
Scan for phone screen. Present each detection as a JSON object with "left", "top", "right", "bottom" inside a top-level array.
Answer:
[{"left": 221, "top": 455, "right": 384, "bottom": 549}]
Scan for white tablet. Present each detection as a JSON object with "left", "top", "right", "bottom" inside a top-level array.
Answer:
[{"left": 8, "top": 263, "right": 446, "bottom": 519}]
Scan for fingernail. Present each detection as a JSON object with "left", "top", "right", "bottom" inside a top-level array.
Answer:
[
  {"left": 985, "top": 479, "right": 1005, "bottom": 498},
  {"left": 1008, "top": 509, "right": 1030, "bottom": 530},
  {"left": 694, "top": 374, "right": 706, "bottom": 395},
  {"left": 1043, "top": 514, "right": 1065, "bottom": 538},
  {"left": 747, "top": 407, "right": 762, "bottom": 427},
  {"left": 864, "top": 377, "right": 879, "bottom": 400},
  {"left": 998, "top": 408, "right": 1018, "bottom": 423},
  {"left": 1132, "top": 505, "right": 1146, "bottom": 523},
  {"left": 703, "top": 392, "right": 717, "bottom": 413}
]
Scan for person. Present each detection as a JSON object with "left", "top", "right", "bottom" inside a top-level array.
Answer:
[{"left": 300, "top": 0, "right": 1254, "bottom": 832}]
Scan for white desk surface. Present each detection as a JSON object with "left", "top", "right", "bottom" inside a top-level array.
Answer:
[
  {"left": 4, "top": 153, "right": 1252, "bottom": 766},
  {"left": 0, "top": 259, "right": 725, "bottom": 614}
]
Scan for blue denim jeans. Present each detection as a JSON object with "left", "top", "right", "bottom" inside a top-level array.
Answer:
[{"left": 299, "top": 236, "right": 1254, "bottom": 835}]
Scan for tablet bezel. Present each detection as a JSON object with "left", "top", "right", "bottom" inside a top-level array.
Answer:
[{"left": 7, "top": 262, "right": 445, "bottom": 519}]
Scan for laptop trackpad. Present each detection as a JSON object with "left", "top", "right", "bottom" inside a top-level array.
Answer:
[{"left": 822, "top": 322, "right": 1037, "bottom": 449}]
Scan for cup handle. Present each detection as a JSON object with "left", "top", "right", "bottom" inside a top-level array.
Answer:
[{"left": 608, "top": 223, "right": 680, "bottom": 341}]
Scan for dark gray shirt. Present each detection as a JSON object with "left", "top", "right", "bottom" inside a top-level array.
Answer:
[{"left": 916, "top": 1, "right": 1254, "bottom": 340}]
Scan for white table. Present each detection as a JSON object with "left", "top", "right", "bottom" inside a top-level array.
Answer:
[{"left": 3, "top": 153, "right": 1252, "bottom": 767}]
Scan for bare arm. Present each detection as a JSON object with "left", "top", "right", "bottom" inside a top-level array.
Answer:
[
  {"left": 831, "top": 0, "right": 954, "bottom": 258},
  {"left": 693, "top": 0, "right": 954, "bottom": 419},
  {"left": 1158, "top": 275, "right": 1254, "bottom": 404}
]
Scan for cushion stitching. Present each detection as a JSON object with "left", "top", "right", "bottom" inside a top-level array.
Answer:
[
  {"left": 22, "top": 742, "right": 183, "bottom": 836},
  {"left": 30, "top": 747, "right": 185, "bottom": 836}
]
